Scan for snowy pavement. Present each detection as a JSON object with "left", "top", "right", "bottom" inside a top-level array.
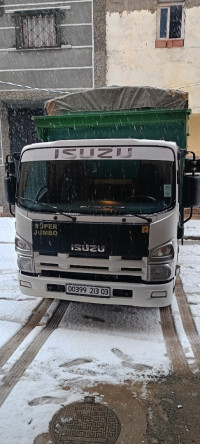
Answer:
[
  {"left": 179, "top": 221, "right": 200, "bottom": 334},
  {"left": 0, "top": 218, "right": 42, "bottom": 349},
  {"left": 0, "top": 217, "right": 200, "bottom": 443}
]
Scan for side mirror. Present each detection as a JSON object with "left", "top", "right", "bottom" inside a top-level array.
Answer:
[
  {"left": 5, "top": 158, "right": 15, "bottom": 175},
  {"left": 183, "top": 175, "right": 200, "bottom": 208},
  {"left": 4, "top": 175, "right": 16, "bottom": 205}
]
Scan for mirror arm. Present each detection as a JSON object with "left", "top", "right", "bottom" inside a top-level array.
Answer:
[
  {"left": 9, "top": 204, "right": 15, "bottom": 218},
  {"left": 182, "top": 207, "right": 193, "bottom": 226}
]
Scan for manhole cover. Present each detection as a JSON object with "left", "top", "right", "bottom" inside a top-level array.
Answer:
[{"left": 49, "top": 396, "right": 121, "bottom": 444}]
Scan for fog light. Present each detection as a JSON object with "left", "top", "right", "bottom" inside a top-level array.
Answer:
[
  {"left": 151, "top": 291, "right": 167, "bottom": 298},
  {"left": 20, "top": 280, "right": 32, "bottom": 288},
  {"left": 17, "top": 255, "right": 34, "bottom": 273},
  {"left": 149, "top": 264, "right": 171, "bottom": 281}
]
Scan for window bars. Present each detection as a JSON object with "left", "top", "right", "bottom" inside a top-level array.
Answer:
[{"left": 15, "top": 10, "right": 61, "bottom": 49}]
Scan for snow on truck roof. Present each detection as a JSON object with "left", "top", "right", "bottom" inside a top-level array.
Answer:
[{"left": 45, "top": 86, "right": 188, "bottom": 116}]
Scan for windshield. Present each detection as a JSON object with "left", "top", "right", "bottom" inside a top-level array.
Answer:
[{"left": 17, "top": 158, "right": 175, "bottom": 215}]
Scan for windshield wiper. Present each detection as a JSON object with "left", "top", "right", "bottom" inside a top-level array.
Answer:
[
  {"left": 130, "top": 213, "right": 152, "bottom": 223},
  {"left": 80, "top": 205, "right": 152, "bottom": 222},
  {"left": 17, "top": 197, "right": 76, "bottom": 222}
]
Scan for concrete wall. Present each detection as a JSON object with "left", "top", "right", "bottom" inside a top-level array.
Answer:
[
  {"left": 0, "top": 0, "right": 93, "bottom": 90},
  {"left": 188, "top": 114, "right": 200, "bottom": 156},
  {"left": 1, "top": 0, "right": 200, "bottom": 211},
  {"left": 93, "top": 0, "right": 106, "bottom": 87},
  {"left": 0, "top": 106, "right": 11, "bottom": 212},
  {"left": 106, "top": 0, "right": 200, "bottom": 154}
]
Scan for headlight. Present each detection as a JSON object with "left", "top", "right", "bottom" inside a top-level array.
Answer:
[
  {"left": 150, "top": 242, "right": 174, "bottom": 260},
  {"left": 17, "top": 255, "right": 34, "bottom": 273},
  {"left": 15, "top": 234, "right": 32, "bottom": 256},
  {"left": 149, "top": 264, "right": 172, "bottom": 281}
]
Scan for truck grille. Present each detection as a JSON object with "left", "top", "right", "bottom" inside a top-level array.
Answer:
[
  {"left": 34, "top": 252, "right": 146, "bottom": 283},
  {"left": 41, "top": 270, "right": 141, "bottom": 283}
]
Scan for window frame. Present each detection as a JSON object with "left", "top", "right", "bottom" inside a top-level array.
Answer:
[
  {"left": 14, "top": 9, "right": 62, "bottom": 50},
  {"left": 156, "top": 2, "right": 185, "bottom": 47}
]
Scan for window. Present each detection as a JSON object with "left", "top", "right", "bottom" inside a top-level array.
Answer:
[
  {"left": 15, "top": 10, "right": 61, "bottom": 49},
  {"left": 156, "top": 3, "right": 184, "bottom": 48}
]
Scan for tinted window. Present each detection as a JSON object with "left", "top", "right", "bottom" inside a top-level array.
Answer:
[{"left": 18, "top": 159, "right": 175, "bottom": 215}]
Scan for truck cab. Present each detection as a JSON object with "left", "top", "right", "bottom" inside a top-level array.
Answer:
[{"left": 10, "top": 138, "right": 184, "bottom": 307}]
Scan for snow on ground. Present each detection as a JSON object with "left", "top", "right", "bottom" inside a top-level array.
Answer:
[
  {"left": 0, "top": 218, "right": 41, "bottom": 348},
  {"left": 179, "top": 221, "right": 200, "bottom": 334},
  {"left": 184, "top": 219, "right": 200, "bottom": 238},
  {"left": 0, "top": 307, "right": 169, "bottom": 444},
  {"left": 0, "top": 218, "right": 200, "bottom": 443},
  {"left": 0, "top": 216, "right": 15, "bottom": 242}
]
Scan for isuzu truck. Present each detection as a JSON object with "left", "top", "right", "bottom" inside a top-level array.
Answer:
[{"left": 4, "top": 86, "right": 200, "bottom": 307}]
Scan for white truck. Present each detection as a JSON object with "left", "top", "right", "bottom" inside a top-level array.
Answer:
[{"left": 4, "top": 87, "right": 200, "bottom": 307}]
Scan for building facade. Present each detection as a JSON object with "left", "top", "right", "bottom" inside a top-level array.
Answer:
[
  {"left": 0, "top": 0, "right": 102, "bottom": 212},
  {"left": 1, "top": 0, "right": 200, "bottom": 212},
  {"left": 100, "top": 0, "right": 200, "bottom": 155}
]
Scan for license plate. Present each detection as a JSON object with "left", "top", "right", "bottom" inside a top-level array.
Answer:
[{"left": 66, "top": 284, "right": 110, "bottom": 297}]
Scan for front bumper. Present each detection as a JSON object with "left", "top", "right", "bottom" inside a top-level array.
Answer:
[{"left": 19, "top": 273, "right": 174, "bottom": 308}]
